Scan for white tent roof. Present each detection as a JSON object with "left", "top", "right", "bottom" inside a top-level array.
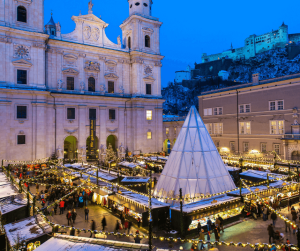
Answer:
[{"left": 154, "top": 106, "right": 236, "bottom": 200}]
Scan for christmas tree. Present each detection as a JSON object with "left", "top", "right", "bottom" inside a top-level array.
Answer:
[{"left": 105, "top": 143, "right": 116, "bottom": 163}]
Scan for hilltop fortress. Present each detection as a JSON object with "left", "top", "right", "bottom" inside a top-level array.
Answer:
[{"left": 202, "top": 23, "right": 300, "bottom": 63}]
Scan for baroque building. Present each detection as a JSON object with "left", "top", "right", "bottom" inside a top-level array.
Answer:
[
  {"left": 0, "top": 0, "right": 164, "bottom": 161},
  {"left": 202, "top": 23, "right": 300, "bottom": 63}
]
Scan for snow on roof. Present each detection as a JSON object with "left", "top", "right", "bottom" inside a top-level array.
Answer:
[
  {"left": 86, "top": 170, "right": 118, "bottom": 181},
  {"left": 0, "top": 182, "right": 18, "bottom": 199},
  {"left": 64, "top": 163, "right": 89, "bottom": 170},
  {"left": 226, "top": 166, "right": 241, "bottom": 171},
  {"left": 154, "top": 106, "right": 236, "bottom": 200},
  {"left": 0, "top": 194, "right": 27, "bottom": 215},
  {"left": 4, "top": 215, "right": 52, "bottom": 247},
  {"left": 171, "top": 195, "right": 240, "bottom": 213},
  {"left": 119, "top": 161, "right": 139, "bottom": 169},
  {"left": 240, "top": 170, "right": 287, "bottom": 181},
  {"left": 36, "top": 235, "right": 149, "bottom": 250},
  {"left": 121, "top": 177, "right": 150, "bottom": 183}
]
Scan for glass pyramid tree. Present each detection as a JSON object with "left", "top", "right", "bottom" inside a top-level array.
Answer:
[{"left": 154, "top": 106, "right": 236, "bottom": 202}]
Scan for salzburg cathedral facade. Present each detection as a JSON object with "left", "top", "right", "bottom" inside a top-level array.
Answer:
[{"left": 0, "top": 0, "right": 164, "bottom": 161}]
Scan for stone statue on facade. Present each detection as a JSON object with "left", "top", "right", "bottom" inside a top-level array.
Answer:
[
  {"left": 56, "top": 146, "right": 63, "bottom": 159},
  {"left": 88, "top": 0, "right": 94, "bottom": 14},
  {"left": 117, "top": 35, "right": 121, "bottom": 45},
  {"left": 293, "top": 107, "right": 299, "bottom": 125},
  {"left": 119, "top": 85, "right": 125, "bottom": 94},
  {"left": 56, "top": 22, "right": 61, "bottom": 32},
  {"left": 99, "top": 84, "right": 106, "bottom": 94},
  {"left": 57, "top": 79, "right": 63, "bottom": 90},
  {"left": 80, "top": 82, "right": 85, "bottom": 93}
]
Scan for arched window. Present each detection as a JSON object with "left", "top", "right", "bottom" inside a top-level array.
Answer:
[
  {"left": 128, "top": 36, "right": 131, "bottom": 49},
  {"left": 17, "top": 6, "right": 27, "bottom": 23},
  {"left": 88, "top": 77, "right": 95, "bottom": 92},
  {"left": 145, "top": 35, "right": 150, "bottom": 48}
]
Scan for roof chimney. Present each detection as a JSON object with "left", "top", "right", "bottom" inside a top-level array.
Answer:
[{"left": 252, "top": 73, "right": 259, "bottom": 85}]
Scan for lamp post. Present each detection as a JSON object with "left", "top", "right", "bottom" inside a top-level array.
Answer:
[
  {"left": 148, "top": 171, "right": 152, "bottom": 251},
  {"left": 179, "top": 188, "right": 184, "bottom": 238}
]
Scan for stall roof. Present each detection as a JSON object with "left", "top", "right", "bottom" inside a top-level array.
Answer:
[
  {"left": 87, "top": 170, "right": 118, "bottom": 181},
  {"left": 121, "top": 177, "right": 150, "bottom": 183},
  {"left": 239, "top": 170, "right": 287, "bottom": 181},
  {"left": 0, "top": 174, "right": 18, "bottom": 199},
  {"left": 171, "top": 195, "right": 240, "bottom": 213},
  {"left": 4, "top": 214, "right": 52, "bottom": 247},
  {"left": 0, "top": 194, "right": 27, "bottom": 215},
  {"left": 36, "top": 235, "right": 149, "bottom": 250},
  {"left": 119, "top": 162, "right": 138, "bottom": 169},
  {"left": 226, "top": 166, "right": 241, "bottom": 171},
  {"left": 65, "top": 163, "right": 89, "bottom": 170}
]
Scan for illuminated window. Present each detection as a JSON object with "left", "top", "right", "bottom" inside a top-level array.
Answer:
[
  {"left": 261, "top": 143, "right": 267, "bottom": 153},
  {"left": 147, "top": 131, "right": 152, "bottom": 139},
  {"left": 205, "top": 123, "right": 212, "bottom": 134},
  {"left": 230, "top": 142, "right": 235, "bottom": 153},
  {"left": 270, "top": 120, "right": 284, "bottom": 134},
  {"left": 146, "top": 110, "right": 152, "bottom": 120},
  {"left": 214, "top": 123, "right": 223, "bottom": 134},
  {"left": 166, "top": 128, "right": 169, "bottom": 135},
  {"left": 243, "top": 142, "right": 249, "bottom": 152},
  {"left": 239, "top": 122, "right": 251, "bottom": 134},
  {"left": 274, "top": 144, "right": 280, "bottom": 155}
]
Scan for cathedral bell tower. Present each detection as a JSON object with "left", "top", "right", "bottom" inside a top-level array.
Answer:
[{"left": 128, "top": 0, "right": 153, "bottom": 16}]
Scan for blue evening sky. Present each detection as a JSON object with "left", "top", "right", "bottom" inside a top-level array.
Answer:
[{"left": 45, "top": 0, "right": 300, "bottom": 87}]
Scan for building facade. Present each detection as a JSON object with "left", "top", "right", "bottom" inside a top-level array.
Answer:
[
  {"left": 198, "top": 73, "right": 300, "bottom": 160},
  {"left": 202, "top": 23, "right": 300, "bottom": 63},
  {"left": 0, "top": 0, "right": 164, "bottom": 161}
]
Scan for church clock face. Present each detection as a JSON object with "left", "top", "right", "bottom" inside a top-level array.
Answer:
[{"left": 14, "top": 45, "right": 30, "bottom": 59}]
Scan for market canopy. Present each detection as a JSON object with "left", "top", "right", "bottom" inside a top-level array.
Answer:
[{"left": 154, "top": 106, "right": 236, "bottom": 201}]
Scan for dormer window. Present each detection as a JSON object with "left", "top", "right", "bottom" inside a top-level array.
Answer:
[
  {"left": 144, "top": 3, "right": 148, "bottom": 7},
  {"left": 130, "top": 4, "right": 133, "bottom": 8},
  {"left": 135, "top": 2, "right": 140, "bottom": 6},
  {"left": 17, "top": 6, "right": 27, "bottom": 23}
]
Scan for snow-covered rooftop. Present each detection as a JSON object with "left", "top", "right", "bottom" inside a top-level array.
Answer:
[
  {"left": 119, "top": 161, "right": 139, "bottom": 169},
  {"left": 0, "top": 194, "right": 27, "bottom": 215},
  {"left": 240, "top": 170, "right": 287, "bottom": 181},
  {"left": 122, "top": 177, "right": 150, "bottom": 183},
  {"left": 36, "top": 235, "right": 149, "bottom": 250},
  {"left": 4, "top": 215, "right": 52, "bottom": 247},
  {"left": 86, "top": 170, "right": 118, "bottom": 181},
  {"left": 0, "top": 175, "right": 18, "bottom": 199},
  {"left": 171, "top": 195, "right": 240, "bottom": 213}
]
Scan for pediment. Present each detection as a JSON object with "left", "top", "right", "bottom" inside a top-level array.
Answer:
[
  {"left": 72, "top": 14, "right": 108, "bottom": 28},
  {"left": 104, "top": 73, "right": 119, "bottom": 79},
  {"left": 12, "top": 59, "right": 32, "bottom": 67},
  {"left": 63, "top": 54, "right": 78, "bottom": 61},
  {"left": 62, "top": 68, "right": 79, "bottom": 75},
  {"left": 143, "top": 75, "right": 155, "bottom": 82}
]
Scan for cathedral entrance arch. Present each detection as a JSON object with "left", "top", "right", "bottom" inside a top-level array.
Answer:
[
  {"left": 64, "top": 136, "right": 78, "bottom": 160},
  {"left": 163, "top": 139, "right": 171, "bottom": 154},
  {"left": 291, "top": 151, "right": 300, "bottom": 161},
  {"left": 107, "top": 135, "right": 117, "bottom": 151},
  {"left": 86, "top": 136, "right": 99, "bottom": 160}
]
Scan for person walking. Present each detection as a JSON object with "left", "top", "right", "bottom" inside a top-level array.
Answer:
[
  {"left": 134, "top": 230, "right": 141, "bottom": 243},
  {"left": 137, "top": 217, "right": 141, "bottom": 228},
  {"left": 59, "top": 200, "right": 65, "bottom": 215},
  {"left": 218, "top": 215, "right": 224, "bottom": 232},
  {"left": 71, "top": 209, "right": 77, "bottom": 224},
  {"left": 207, "top": 218, "right": 212, "bottom": 232},
  {"left": 66, "top": 210, "right": 72, "bottom": 226},
  {"left": 84, "top": 207, "right": 89, "bottom": 221},
  {"left": 267, "top": 224, "right": 274, "bottom": 243},
  {"left": 54, "top": 204, "right": 58, "bottom": 215},
  {"left": 271, "top": 212, "right": 277, "bottom": 228},
  {"left": 292, "top": 221, "right": 297, "bottom": 234},
  {"left": 215, "top": 217, "right": 221, "bottom": 232},
  {"left": 199, "top": 229, "right": 205, "bottom": 250},
  {"left": 214, "top": 226, "right": 220, "bottom": 242},
  {"left": 128, "top": 221, "right": 132, "bottom": 234},
  {"left": 206, "top": 231, "right": 211, "bottom": 250},
  {"left": 115, "top": 220, "right": 120, "bottom": 233},
  {"left": 285, "top": 216, "right": 291, "bottom": 232},
  {"left": 197, "top": 221, "right": 202, "bottom": 234},
  {"left": 101, "top": 216, "right": 107, "bottom": 231},
  {"left": 263, "top": 206, "right": 268, "bottom": 221},
  {"left": 90, "top": 220, "right": 96, "bottom": 238}
]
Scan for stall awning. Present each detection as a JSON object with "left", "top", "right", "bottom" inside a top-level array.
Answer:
[{"left": 239, "top": 170, "right": 287, "bottom": 182}]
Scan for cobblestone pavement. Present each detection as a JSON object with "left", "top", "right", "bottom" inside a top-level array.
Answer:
[{"left": 28, "top": 183, "right": 300, "bottom": 250}]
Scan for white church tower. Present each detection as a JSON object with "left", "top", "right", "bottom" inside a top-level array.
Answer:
[{"left": 120, "top": 0, "right": 163, "bottom": 96}]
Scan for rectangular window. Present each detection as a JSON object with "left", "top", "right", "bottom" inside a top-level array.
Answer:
[
  {"left": 270, "top": 120, "right": 284, "bottom": 135},
  {"left": 67, "top": 77, "right": 74, "bottom": 90},
  {"left": 17, "top": 70, "right": 27, "bottom": 85},
  {"left": 146, "top": 110, "right": 152, "bottom": 120},
  {"left": 109, "top": 109, "right": 116, "bottom": 120},
  {"left": 214, "top": 107, "right": 223, "bottom": 115},
  {"left": 269, "top": 100, "right": 284, "bottom": 110},
  {"left": 204, "top": 108, "right": 212, "bottom": 116},
  {"left": 230, "top": 142, "right": 235, "bottom": 153},
  {"left": 261, "top": 143, "right": 267, "bottom": 153},
  {"left": 147, "top": 131, "right": 152, "bottom": 139},
  {"left": 108, "top": 81, "right": 114, "bottom": 94},
  {"left": 243, "top": 142, "right": 249, "bottom": 152},
  {"left": 215, "top": 141, "right": 220, "bottom": 148},
  {"left": 166, "top": 128, "right": 169, "bottom": 135},
  {"left": 239, "top": 122, "right": 251, "bottom": 134},
  {"left": 214, "top": 123, "right": 223, "bottom": 134},
  {"left": 174, "top": 128, "right": 177, "bottom": 134},
  {"left": 17, "top": 135, "right": 26, "bottom": 145},
  {"left": 146, "top": 84, "right": 152, "bottom": 95},
  {"left": 205, "top": 123, "right": 213, "bottom": 134},
  {"left": 274, "top": 144, "right": 280, "bottom": 155},
  {"left": 17, "top": 106, "right": 27, "bottom": 119},
  {"left": 67, "top": 108, "right": 75, "bottom": 120},
  {"left": 239, "top": 104, "right": 251, "bottom": 113},
  {"left": 89, "top": 109, "right": 96, "bottom": 120}
]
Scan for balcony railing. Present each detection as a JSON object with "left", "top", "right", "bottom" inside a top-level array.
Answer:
[
  {"left": 282, "top": 134, "right": 300, "bottom": 140},
  {"left": 163, "top": 116, "right": 186, "bottom": 122}
]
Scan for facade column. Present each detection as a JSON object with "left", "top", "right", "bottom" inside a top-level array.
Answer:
[
  {"left": 99, "top": 106, "right": 107, "bottom": 149},
  {"left": 78, "top": 105, "right": 87, "bottom": 154},
  {"left": 33, "top": 101, "right": 47, "bottom": 159}
]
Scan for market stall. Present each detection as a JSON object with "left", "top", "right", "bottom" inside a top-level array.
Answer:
[
  {"left": 121, "top": 177, "right": 149, "bottom": 193},
  {"left": 0, "top": 194, "right": 27, "bottom": 224},
  {"left": 108, "top": 191, "right": 169, "bottom": 228},
  {"left": 171, "top": 195, "right": 243, "bottom": 233},
  {"left": 239, "top": 170, "right": 287, "bottom": 182}
]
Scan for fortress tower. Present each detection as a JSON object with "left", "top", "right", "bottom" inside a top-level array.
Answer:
[{"left": 128, "top": 0, "right": 153, "bottom": 16}]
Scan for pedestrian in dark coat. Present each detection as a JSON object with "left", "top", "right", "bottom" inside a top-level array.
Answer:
[
  {"left": 115, "top": 220, "right": 120, "bottom": 232},
  {"left": 214, "top": 226, "right": 220, "bottom": 242},
  {"left": 66, "top": 211, "right": 72, "bottom": 226},
  {"left": 90, "top": 220, "right": 96, "bottom": 238},
  {"left": 197, "top": 222, "right": 201, "bottom": 234},
  {"left": 71, "top": 209, "right": 77, "bottom": 224},
  {"left": 267, "top": 224, "right": 274, "bottom": 243},
  {"left": 101, "top": 216, "right": 107, "bottom": 231}
]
